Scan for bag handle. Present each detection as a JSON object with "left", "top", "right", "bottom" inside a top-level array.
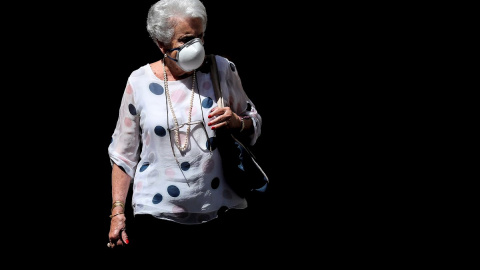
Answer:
[{"left": 208, "top": 54, "right": 224, "bottom": 108}]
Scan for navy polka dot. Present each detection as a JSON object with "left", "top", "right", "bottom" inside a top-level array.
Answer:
[
  {"left": 229, "top": 62, "right": 236, "bottom": 72},
  {"left": 180, "top": 162, "right": 190, "bottom": 171},
  {"left": 152, "top": 193, "right": 163, "bottom": 204},
  {"left": 206, "top": 137, "right": 217, "bottom": 151},
  {"left": 154, "top": 126, "right": 167, "bottom": 136},
  {"left": 149, "top": 83, "right": 164, "bottom": 95},
  {"left": 139, "top": 162, "right": 149, "bottom": 172},
  {"left": 211, "top": 177, "right": 220, "bottom": 189},
  {"left": 128, "top": 104, "right": 137, "bottom": 115},
  {"left": 202, "top": 97, "right": 213, "bottom": 108},
  {"left": 167, "top": 185, "right": 180, "bottom": 197}
]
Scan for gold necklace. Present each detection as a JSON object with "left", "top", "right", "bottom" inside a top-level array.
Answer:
[{"left": 163, "top": 59, "right": 196, "bottom": 151}]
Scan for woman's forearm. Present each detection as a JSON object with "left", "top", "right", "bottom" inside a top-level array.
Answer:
[{"left": 111, "top": 163, "right": 132, "bottom": 213}]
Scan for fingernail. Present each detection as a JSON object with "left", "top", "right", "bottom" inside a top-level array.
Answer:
[
  {"left": 125, "top": 239, "right": 129, "bottom": 244},
  {"left": 208, "top": 115, "right": 212, "bottom": 118},
  {"left": 211, "top": 126, "right": 215, "bottom": 130},
  {"left": 207, "top": 122, "right": 212, "bottom": 126}
]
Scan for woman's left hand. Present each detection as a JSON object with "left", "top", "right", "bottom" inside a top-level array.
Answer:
[
  {"left": 207, "top": 107, "right": 241, "bottom": 130},
  {"left": 108, "top": 214, "right": 129, "bottom": 248}
]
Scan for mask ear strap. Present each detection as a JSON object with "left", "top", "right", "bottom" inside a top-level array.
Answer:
[{"left": 165, "top": 52, "right": 178, "bottom": 62}]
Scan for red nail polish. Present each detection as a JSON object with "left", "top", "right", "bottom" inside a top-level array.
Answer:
[
  {"left": 125, "top": 239, "right": 129, "bottom": 244},
  {"left": 208, "top": 115, "right": 212, "bottom": 118},
  {"left": 211, "top": 126, "right": 215, "bottom": 130}
]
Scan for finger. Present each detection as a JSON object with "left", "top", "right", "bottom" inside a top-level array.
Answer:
[
  {"left": 208, "top": 118, "right": 228, "bottom": 130},
  {"left": 121, "top": 228, "right": 130, "bottom": 245},
  {"left": 208, "top": 107, "right": 222, "bottom": 118},
  {"left": 207, "top": 114, "right": 225, "bottom": 127}
]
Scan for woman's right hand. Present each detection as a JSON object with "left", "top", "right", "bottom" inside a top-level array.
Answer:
[{"left": 108, "top": 214, "right": 129, "bottom": 248}]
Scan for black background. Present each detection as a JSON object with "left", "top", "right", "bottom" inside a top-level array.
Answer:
[
  {"left": 11, "top": 0, "right": 402, "bottom": 262},
  {"left": 45, "top": 0, "right": 310, "bottom": 255}
]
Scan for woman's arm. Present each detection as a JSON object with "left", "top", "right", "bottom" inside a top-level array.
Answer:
[
  {"left": 108, "top": 163, "right": 132, "bottom": 247},
  {"left": 111, "top": 163, "right": 131, "bottom": 210},
  {"left": 221, "top": 58, "right": 262, "bottom": 145}
]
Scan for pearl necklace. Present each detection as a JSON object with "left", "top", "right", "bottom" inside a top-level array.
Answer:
[{"left": 163, "top": 59, "right": 196, "bottom": 152}]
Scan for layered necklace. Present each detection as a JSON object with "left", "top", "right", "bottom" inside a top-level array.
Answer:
[{"left": 163, "top": 58, "right": 196, "bottom": 152}]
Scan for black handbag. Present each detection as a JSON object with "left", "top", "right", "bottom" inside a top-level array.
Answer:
[{"left": 207, "top": 54, "right": 269, "bottom": 198}]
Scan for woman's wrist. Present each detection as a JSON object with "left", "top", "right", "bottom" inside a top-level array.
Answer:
[
  {"left": 233, "top": 115, "right": 253, "bottom": 138},
  {"left": 111, "top": 201, "right": 125, "bottom": 211},
  {"left": 111, "top": 200, "right": 125, "bottom": 217},
  {"left": 239, "top": 117, "right": 245, "bottom": 132},
  {"left": 239, "top": 116, "right": 250, "bottom": 132},
  {"left": 110, "top": 200, "right": 125, "bottom": 218},
  {"left": 109, "top": 212, "right": 125, "bottom": 218}
]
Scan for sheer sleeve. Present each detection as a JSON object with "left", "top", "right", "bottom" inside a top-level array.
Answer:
[
  {"left": 217, "top": 56, "right": 262, "bottom": 146},
  {"left": 107, "top": 81, "right": 141, "bottom": 179}
]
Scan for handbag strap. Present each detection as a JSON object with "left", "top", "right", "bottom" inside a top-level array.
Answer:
[{"left": 208, "top": 54, "right": 224, "bottom": 108}]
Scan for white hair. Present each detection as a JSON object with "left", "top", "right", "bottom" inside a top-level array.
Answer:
[{"left": 146, "top": 0, "right": 207, "bottom": 46}]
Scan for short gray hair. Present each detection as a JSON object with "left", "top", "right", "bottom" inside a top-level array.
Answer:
[{"left": 146, "top": 0, "right": 207, "bottom": 46}]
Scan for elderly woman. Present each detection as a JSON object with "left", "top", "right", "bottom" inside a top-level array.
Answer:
[{"left": 107, "top": 0, "right": 263, "bottom": 250}]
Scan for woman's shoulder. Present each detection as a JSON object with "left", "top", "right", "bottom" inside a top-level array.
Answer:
[
  {"left": 128, "top": 63, "right": 154, "bottom": 79},
  {"left": 125, "top": 63, "right": 159, "bottom": 96},
  {"left": 213, "top": 54, "right": 237, "bottom": 74}
]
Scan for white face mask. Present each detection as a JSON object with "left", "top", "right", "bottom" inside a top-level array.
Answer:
[{"left": 166, "top": 38, "right": 205, "bottom": 72}]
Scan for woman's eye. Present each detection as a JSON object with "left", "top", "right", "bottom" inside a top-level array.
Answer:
[{"left": 180, "top": 37, "right": 194, "bottom": 43}]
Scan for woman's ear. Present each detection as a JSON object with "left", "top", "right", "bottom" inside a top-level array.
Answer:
[{"left": 155, "top": 40, "right": 166, "bottom": 55}]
